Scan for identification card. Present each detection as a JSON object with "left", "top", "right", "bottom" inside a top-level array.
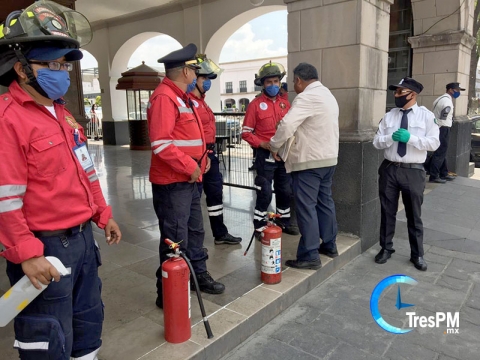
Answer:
[{"left": 73, "top": 143, "right": 94, "bottom": 171}]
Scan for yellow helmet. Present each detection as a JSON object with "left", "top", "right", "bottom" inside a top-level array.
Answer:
[
  {"left": 255, "top": 61, "right": 286, "bottom": 85},
  {"left": 196, "top": 54, "right": 223, "bottom": 79}
]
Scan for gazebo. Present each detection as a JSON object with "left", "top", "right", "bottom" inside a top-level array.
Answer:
[{"left": 116, "top": 62, "right": 164, "bottom": 150}]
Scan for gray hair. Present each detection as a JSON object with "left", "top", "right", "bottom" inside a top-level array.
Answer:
[{"left": 293, "top": 63, "right": 318, "bottom": 81}]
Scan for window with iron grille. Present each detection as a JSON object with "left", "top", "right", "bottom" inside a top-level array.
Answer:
[
  {"left": 226, "top": 82, "right": 233, "bottom": 93},
  {"left": 239, "top": 80, "right": 247, "bottom": 93}
]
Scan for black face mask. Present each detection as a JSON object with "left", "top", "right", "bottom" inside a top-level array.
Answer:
[{"left": 395, "top": 94, "right": 410, "bottom": 108}]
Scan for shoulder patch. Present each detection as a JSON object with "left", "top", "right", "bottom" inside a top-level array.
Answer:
[{"left": 0, "top": 94, "right": 13, "bottom": 117}]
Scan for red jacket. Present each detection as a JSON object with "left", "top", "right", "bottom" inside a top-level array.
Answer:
[
  {"left": 0, "top": 81, "right": 112, "bottom": 264},
  {"left": 189, "top": 93, "right": 216, "bottom": 144},
  {"left": 242, "top": 93, "right": 291, "bottom": 148},
  {"left": 147, "top": 78, "right": 207, "bottom": 185}
]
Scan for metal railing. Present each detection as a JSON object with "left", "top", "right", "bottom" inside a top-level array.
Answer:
[
  {"left": 213, "top": 112, "right": 256, "bottom": 190},
  {"left": 85, "top": 115, "right": 103, "bottom": 140}
]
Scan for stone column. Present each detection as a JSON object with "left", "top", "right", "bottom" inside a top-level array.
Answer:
[
  {"left": 285, "top": 0, "right": 394, "bottom": 251},
  {"left": 409, "top": 0, "right": 476, "bottom": 176}
]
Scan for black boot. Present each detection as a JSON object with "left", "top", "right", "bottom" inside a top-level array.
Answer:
[{"left": 192, "top": 272, "right": 225, "bottom": 294}]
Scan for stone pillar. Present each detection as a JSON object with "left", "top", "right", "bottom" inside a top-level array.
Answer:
[
  {"left": 285, "top": 0, "right": 394, "bottom": 251},
  {"left": 409, "top": 0, "right": 476, "bottom": 176}
]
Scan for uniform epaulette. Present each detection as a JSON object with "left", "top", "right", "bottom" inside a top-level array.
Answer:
[{"left": 0, "top": 93, "right": 13, "bottom": 117}]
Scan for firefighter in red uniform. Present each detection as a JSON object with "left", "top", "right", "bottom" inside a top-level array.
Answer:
[
  {"left": 0, "top": 2, "right": 122, "bottom": 360},
  {"left": 242, "top": 62, "right": 299, "bottom": 235},
  {"left": 148, "top": 44, "right": 225, "bottom": 309},
  {"left": 189, "top": 55, "right": 242, "bottom": 245}
]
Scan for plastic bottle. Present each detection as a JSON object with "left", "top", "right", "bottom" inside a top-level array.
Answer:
[{"left": 0, "top": 256, "right": 70, "bottom": 327}]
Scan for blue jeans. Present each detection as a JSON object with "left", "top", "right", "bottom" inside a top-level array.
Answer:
[
  {"left": 292, "top": 167, "right": 338, "bottom": 261},
  {"left": 6, "top": 223, "right": 103, "bottom": 360}
]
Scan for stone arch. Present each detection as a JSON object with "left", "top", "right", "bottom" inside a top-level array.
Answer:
[
  {"left": 109, "top": 32, "right": 181, "bottom": 120},
  {"left": 204, "top": 5, "right": 286, "bottom": 111}
]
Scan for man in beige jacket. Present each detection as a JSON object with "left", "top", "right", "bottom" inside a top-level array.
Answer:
[{"left": 270, "top": 62, "right": 339, "bottom": 270}]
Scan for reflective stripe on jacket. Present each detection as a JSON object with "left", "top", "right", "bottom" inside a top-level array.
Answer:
[
  {"left": 147, "top": 78, "right": 206, "bottom": 185},
  {"left": 0, "top": 81, "right": 112, "bottom": 264},
  {"left": 242, "top": 92, "right": 290, "bottom": 148}
]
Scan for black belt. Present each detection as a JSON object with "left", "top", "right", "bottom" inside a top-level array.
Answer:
[
  {"left": 33, "top": 220, "right": 90, "bottom": 238},
  {"left": 385, "top": 160, "right": 425, "bottom": 170}
]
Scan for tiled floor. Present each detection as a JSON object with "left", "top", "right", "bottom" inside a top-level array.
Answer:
[{"left": 0, "top": 144, "right": 360, "bottom": 360}]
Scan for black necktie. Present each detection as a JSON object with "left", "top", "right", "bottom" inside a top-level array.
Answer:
[{"left": 397, "top": 109, "right": 411, "bottom": 157}]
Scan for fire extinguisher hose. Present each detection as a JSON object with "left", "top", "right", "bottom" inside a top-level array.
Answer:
[
  {"left": 180, "top": 253, "right": 214, "bottom": 339},
  {"left": 243, "top": 229, "right": 257, "bottom": 256}
]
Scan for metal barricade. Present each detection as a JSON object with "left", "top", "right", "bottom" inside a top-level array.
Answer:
[
  {"left": 85, "top": 115, "right": 103, "bottom": 140},
  {"left": 213, "top": 112, "right": 256, "bottom": 190}
]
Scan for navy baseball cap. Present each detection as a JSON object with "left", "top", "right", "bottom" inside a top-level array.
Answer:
[
  {"left": 26, "top": 47, "right": 83, "bottom": 61},
  {"left": 388, "top": 77, "right": 424, "bottom": 94},
  {"left": 446, "top": 82, "right": 465, "bottom": 91}
]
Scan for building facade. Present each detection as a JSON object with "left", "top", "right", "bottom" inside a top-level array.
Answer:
[{"left": 219, "top": 55, "right": 287, "bottom": 111}]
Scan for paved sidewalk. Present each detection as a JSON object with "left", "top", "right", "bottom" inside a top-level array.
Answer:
[{"left": 222, "top": 177, "right": 480, "bottom": 360}]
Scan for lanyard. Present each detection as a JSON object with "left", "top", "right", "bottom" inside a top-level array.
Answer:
[{"left": 73, "top": 129, "right": 82, "bottom": 146}]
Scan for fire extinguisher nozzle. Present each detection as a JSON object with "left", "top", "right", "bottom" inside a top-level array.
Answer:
[{"left": 205, "top": 321, "right": 214, "bottom": 339}]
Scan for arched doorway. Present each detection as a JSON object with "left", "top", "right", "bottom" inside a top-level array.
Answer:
[
  {"left": 387, "top": 0, "right": 413, "bottom": 110},
  {"left": 224, "top": 98, "right": 236, "bottom": 110},
  {"left": 239, "top": 98, "right": 250, "bottom": 112}
]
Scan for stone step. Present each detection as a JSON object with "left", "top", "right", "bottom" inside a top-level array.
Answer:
[
  {"left": 139, "top": 234, "right": 361, "bottom": 360},
  {"left": 468, "top": 162, "right": 475, "bottom": 177}
]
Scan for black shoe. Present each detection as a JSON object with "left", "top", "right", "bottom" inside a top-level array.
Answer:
[
  {"left": 282, "top": 225, "right": 300, "bottom": 236},
  {"left": 193, "top": 272, "right": 225, "bottom": 294},
  {"left": 248, "top": 164, "right": 256, "bottom": 171},
  {"left": 155, "top": 295, "right": 163, "bottom": 309},
  {"left": 319, "top": 244, "right": 339, "bottom": 258},
  {"left": 375, "top": 249, "right": 394, "bottom": 264},
  {"left": 410, "top": 257, "right": 428, "bottom": 271},
  {"left": 429, "top": 177, "right": 446, "bottom": 184},
  {"left": 285, "top": 259, "right": 322, "bottom": 270},
  {"left": 254, "top": 231, "right": 262, "bottom": 241},
  {"left": 442, "top": 175, "right": 456, "bottom": 181},
  {"left": 215, "top": 233, "right": 242, "bottom": 245}
]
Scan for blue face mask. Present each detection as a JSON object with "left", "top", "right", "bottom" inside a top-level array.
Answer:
[
  {"left": 36, "top": 68, "right": 70, "bottom": 100},
  {"left": 452, "top": 91, "right": 460, "bottom": 99},
  {"left": 186, "top": 78, "right": 197, "bottom": 94},
  {"left": 202, "top": 79, "right": 211, "bottom": 92},
  {"left": 265, "top": 85, "right": 280, "bottom": 97}
]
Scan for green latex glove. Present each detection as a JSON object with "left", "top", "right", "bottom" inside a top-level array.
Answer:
[{"left": 392, "top": 128, "right": 410, "bottom": 143}]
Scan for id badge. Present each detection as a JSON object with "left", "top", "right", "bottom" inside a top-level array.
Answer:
[{"left": 73, "top": 143, "right": 94, "bottom": 171}]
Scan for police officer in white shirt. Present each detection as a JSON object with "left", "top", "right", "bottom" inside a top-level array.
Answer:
[
  {"left": 428, "top": 82, "right": 464, "bottom": 183},
  {"left": 373, "top": 77, "right": 440, "bottom": 271}
]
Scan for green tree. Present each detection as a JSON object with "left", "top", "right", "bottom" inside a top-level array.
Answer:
[
  {"left": 95, "top": 96, "right": 102, "bottom": 107},
  {"left": 468, "top": 0, "right": 480, "bottom": 112},
  {"left": 84, "top": 98, "right": 90, "bottom": 105}
]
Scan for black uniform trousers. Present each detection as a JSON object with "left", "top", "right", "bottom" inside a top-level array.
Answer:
[
  {"left": 253, "top": 148, "right": 292, "bottom": 228},
  {"left": 378, "top": 160, "right": 425, "bottom": 258},
  {"left": 198, "top": 150, "right": 228, "bottom": 239},
  {"left": 152, "top": 182, "right": 208, "bottom": 296},
  {"left": 429, "top": 126, "right": 450, "bottom": 179}
]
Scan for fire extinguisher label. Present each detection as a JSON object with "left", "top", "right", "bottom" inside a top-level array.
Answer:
[
  {"left": 262, "top": 238, "right": 281, "bottom": 274},
  {"left": 162, "top": 270, "right": 168, "bottom": 278}
]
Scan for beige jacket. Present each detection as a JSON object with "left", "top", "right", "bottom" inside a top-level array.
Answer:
[{"left": 270, "top": 81, "right": 339, "bottom": 173}]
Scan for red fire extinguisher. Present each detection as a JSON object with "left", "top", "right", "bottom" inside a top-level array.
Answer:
[
  {"left": 162, "top": 239, "right": 213, "bottom": 343},
  {"left": 244, "top": 213, "right": 283, "bottom": 285}
]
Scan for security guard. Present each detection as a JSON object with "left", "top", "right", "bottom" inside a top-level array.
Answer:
[
  {"left": 428, "top": 82, "right": 464, "bottom": 183},
  {"left": 189, "top": 55, "right": 242, "bottom": 245},
  {"left": 148, "top": 44, "right": 225, "bottom": 309},
  {"left": 0, "top": 2, "right": 122, "bottom": 359},
  {"left": 242, "top": 61, "right": 298, "bottom": 234},
  {"left": 373, "top": 77, "right": 440, "bottom": 271}
]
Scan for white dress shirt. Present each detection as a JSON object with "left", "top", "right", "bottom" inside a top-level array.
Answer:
[{"left": 373, "top": 103, "right": 440, "bottom": 163}]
